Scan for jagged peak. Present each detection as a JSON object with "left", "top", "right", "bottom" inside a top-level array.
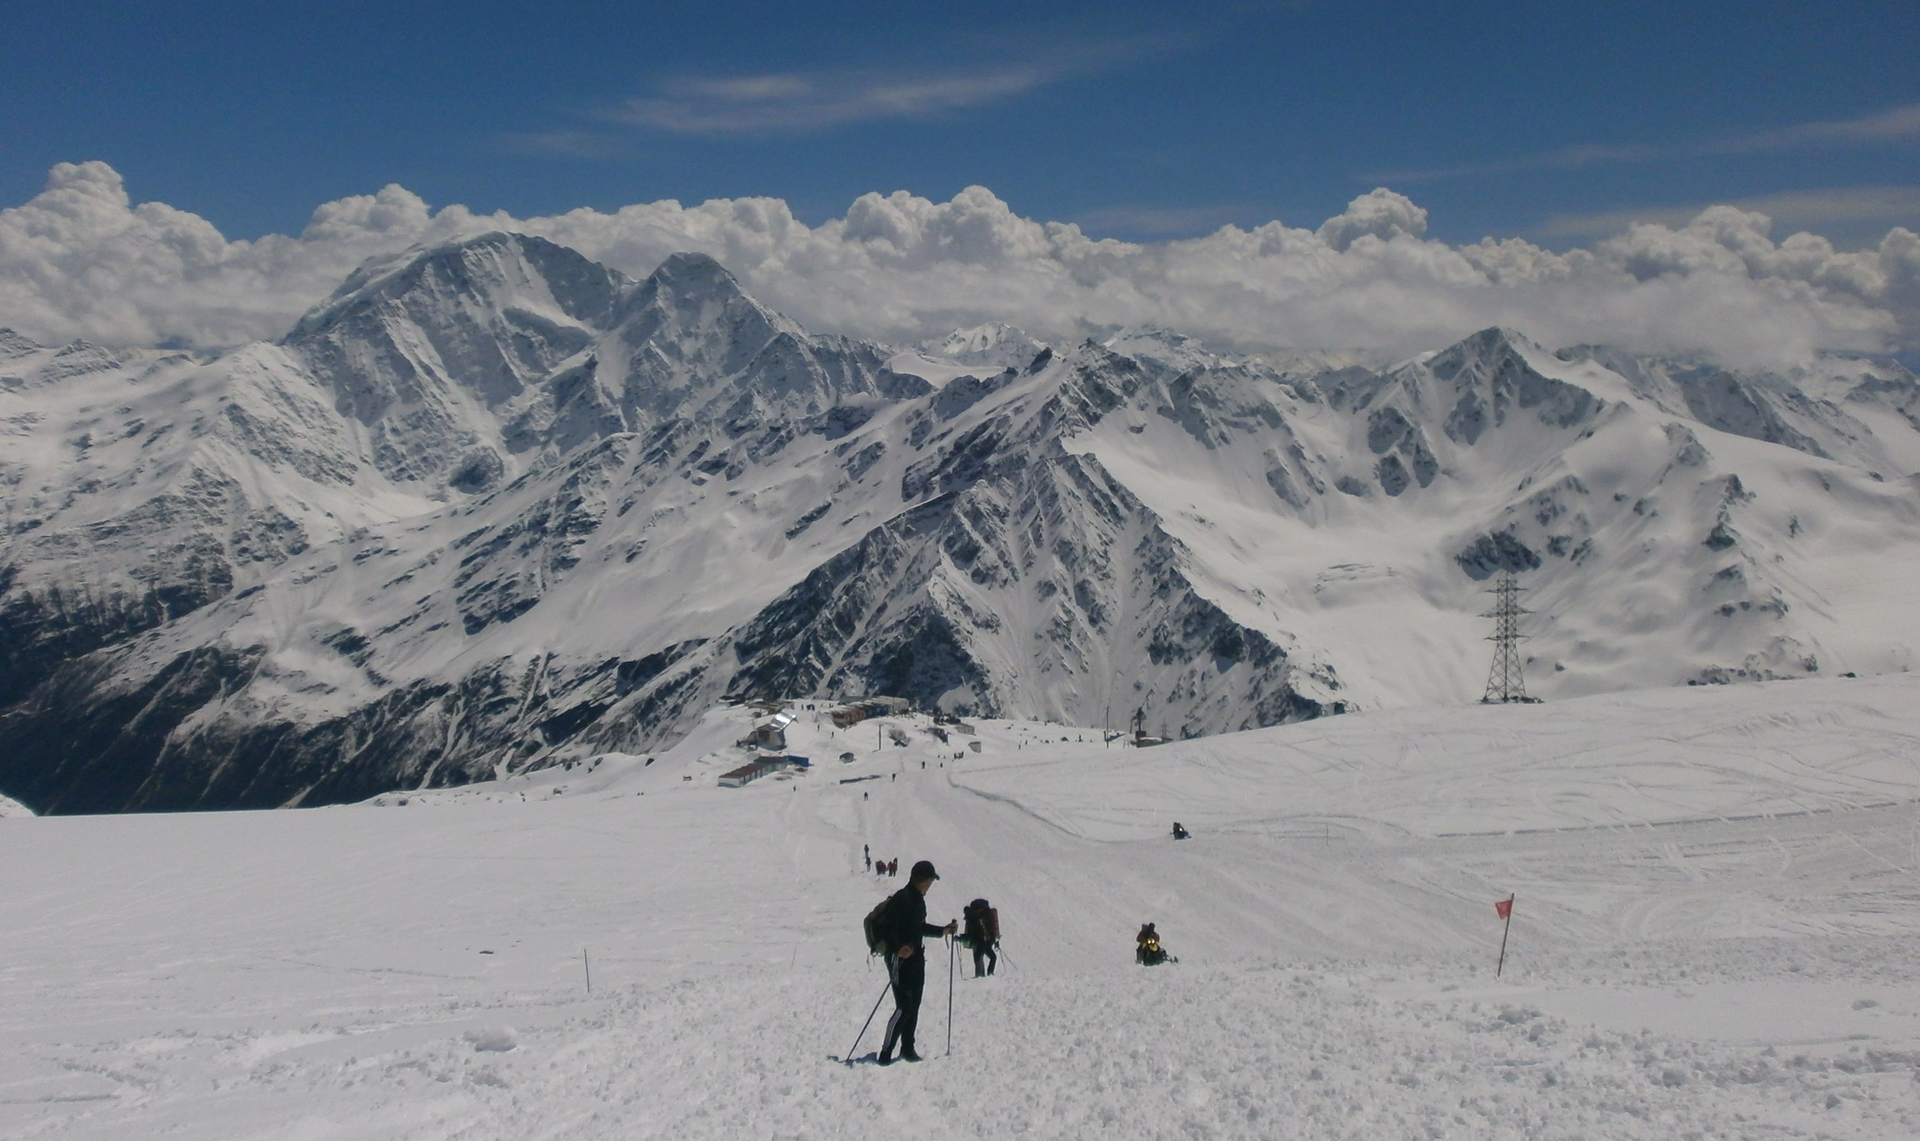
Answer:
[
  {"left": 1102, "top": 327, "right": 1238, "bottom": 376},
  {"left": 621, "top": 251, "right": 806, "bottom": 341},
  {"left": 1408, "top": 327, "right": 1578, "bottom": 390},
  {"left": 1446, "top": 326, "right": 1542, "bottom": 360},
  {"left": 648, "top": 250, "right": 738, "bottom": 288},
  {"left": 0, "top": 327, "right": 43, "bottom": 359},
  {"left": 919, "top": 323, "right": 1047, "bottom": 368},
  {"left": 291, "top": 231, "right": 627, "bottom": 338}
]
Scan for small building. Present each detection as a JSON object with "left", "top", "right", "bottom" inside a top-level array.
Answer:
[
  {"left": 740, "top": 720, "right": 789, "bottom": 750},
  {"left": 719, "top": 759, "right": 778, "bottom": 788},
  {"left": 719, "top": 754, "right": 810, "bottom": 788},
  {"left": 830, "top": 695, "right": 914, "bottom": 727}
]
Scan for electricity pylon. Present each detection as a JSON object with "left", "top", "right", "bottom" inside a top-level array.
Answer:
[{"left": 1481, "top": 569, "right": 1536, "bottom": 704}]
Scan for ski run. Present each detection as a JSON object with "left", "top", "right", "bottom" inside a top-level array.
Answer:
[{"left": 2, "top": 673, "right": 1918, "bottom": 1138}]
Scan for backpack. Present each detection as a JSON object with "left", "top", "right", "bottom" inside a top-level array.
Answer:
[
  {"left": 863, "top": 896, "right": 892, "bottom": 956},
  {"left": 967, "top": 899, "right": 1000, "bottom": 944}
]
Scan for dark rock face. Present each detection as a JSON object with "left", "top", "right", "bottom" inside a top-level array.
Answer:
[
  {"left": 0, "top": 644, "right": 271, "bottom": 813},
  {"left": 1429, "top": 329, "right": 1604, "bottom": 442},
  {"left": 1671, "top": 367, "right": 1828, "bottom": 458},
  {"left": 1455, "top": 531, "right": 1543, "bottom": 579},
  {"left": 0, "top": 644, "right": 644, "bottom": 813},
  {"left": 0, "top": 573, "right": 197, "bottom": 710}
]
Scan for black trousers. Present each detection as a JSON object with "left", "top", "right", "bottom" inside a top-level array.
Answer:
[
  {"left": 971, "top": 941, "right": 997, "bottom": 977},
  {"left": 880, "top": 949, "right": 926, "bottom": 1056}
]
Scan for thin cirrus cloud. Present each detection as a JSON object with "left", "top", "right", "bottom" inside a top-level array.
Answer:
[
  {"left": 593, "top": 42, "right": 1148, "bottom": 137},
  {"left": 1378, "top": 103, "right": 1920, "bottom": 184},
  {"left": 607, "top": 65, "right": 1054, "bottom": 134},
  {"left": 500, "top": 128, "right": 634, "bottom": 160}
]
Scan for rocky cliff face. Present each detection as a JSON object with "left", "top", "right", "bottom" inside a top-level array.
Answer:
[{"left": 4, "top": 233, "right": 1919, "bottom": 812}]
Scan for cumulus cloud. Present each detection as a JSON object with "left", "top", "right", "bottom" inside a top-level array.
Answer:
[
  {"left": 3, "top": 161, "right": 1917, "bottom": 369},
  {"left": 0, "top": 162, "right": 490, "bottom": 348},
  {"left": 1535, "top": 186, "right": 1920, "bottom": 248}
]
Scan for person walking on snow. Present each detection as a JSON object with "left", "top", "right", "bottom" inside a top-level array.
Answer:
[
  {"left": 872, "top": 860, "right": 957, "bottom": 1064},
  {"left": 864, "top": 844, "right": 871, "bottom": 872},
  {"left": 962, "top": 898, "right": 998, "bottom": 977}
]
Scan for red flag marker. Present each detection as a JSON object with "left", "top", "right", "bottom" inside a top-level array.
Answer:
[{"left": 1494, "top": 895, "right": 1515, "bottom": 976}]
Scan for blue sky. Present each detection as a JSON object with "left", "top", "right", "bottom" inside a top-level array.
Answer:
[{"left": 5, "top": 0, "right": 1917, "bottom": 247}]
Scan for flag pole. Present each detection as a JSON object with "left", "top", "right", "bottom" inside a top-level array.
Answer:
[{"left": 1495, "top": 895, "right": 1514, "bottom": 977}]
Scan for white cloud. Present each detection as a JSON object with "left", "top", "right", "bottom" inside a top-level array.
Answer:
[
  {"left": 606, "top": 61, "right": 1069, "bottom": 136},
  {"left": 0, "top": 162, "right": 489, "bottom": 348},
  {"left": 2, "top": 162, "right": 1916, "bottom": 369},
  {"left": 1315, "top": 189, "right": 1429, "bottom": 251},
  {"left": 1535, "top": 186, "right": 1920, "bottom": 247},
  {"left": 1071, "top": 203, "right": 1248, "bottom": 238}
]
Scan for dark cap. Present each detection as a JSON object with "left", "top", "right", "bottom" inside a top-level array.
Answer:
[{"left": 910, "top": 859, "right": 939, "bottom": 882}]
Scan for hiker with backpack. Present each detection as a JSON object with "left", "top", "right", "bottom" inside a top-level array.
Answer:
[
  {"left": 863, "top": 860, "right": 957, "bottom": 1065},
  {"left": 962, "top": 898, "right": 999, "bottom": 978}
]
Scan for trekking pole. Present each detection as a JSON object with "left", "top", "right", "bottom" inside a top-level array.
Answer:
[
  {"left": 842, "top": 978, "right": 892, "bottom": 1065},
  {"left": 946, "top": 935, "right": 956, "bottom": 1055}
]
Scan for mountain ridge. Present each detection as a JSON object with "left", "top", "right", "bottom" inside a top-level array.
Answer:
[{"left": 3, "top": 231, "right": 1919, "bottom": 812}]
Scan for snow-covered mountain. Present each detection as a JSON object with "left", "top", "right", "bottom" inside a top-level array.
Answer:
[{"left": 4, "top": 232, "right": 1920, "bottom": 813}]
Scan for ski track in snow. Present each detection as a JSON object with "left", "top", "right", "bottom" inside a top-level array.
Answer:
[{"left": 4, "top": 677, "right": 1920, "bottom": 1139}]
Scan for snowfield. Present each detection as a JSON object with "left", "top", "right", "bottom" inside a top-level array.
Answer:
[{"left": 4, "top": 675, "right": 1920, "bottom": 1139}]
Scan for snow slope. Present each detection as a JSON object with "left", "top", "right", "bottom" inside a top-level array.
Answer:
[{"left": 3, "top": 676, "right": 1919, "bottom": 1139}]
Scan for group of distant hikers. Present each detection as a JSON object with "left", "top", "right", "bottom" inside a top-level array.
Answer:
[
  {"left": 851, "top": 824, "right": 1188, "bottom": 1066},
  {"left": 864, "top": 845, "right": 900, "bottom": 877}
]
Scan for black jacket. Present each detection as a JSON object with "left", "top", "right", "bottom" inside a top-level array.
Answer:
[
  {"left": 963, "top": 904, "right": 995, "bottom": 945},
  {"left": 874, "top": 884, "right": 945, "bottom": 956}
]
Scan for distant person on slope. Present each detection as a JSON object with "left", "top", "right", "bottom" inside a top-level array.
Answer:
[
  {"left": 962, "top": 898, "right": 999, "bottom": 977},
  {"left": 872, "top": 860, "right": 958, "bottom": 1064},
  {"left": 1136, "top": 922, "right": 1172, "bottom": 966},
  {"left": 1171, "top": 822, "right": 1190, "bottom": 840}
]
